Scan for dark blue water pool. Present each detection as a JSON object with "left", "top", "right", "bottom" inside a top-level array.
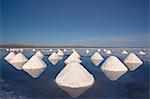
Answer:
[{"left": 0, "top": 48, "right": 149, "bottom": 99}]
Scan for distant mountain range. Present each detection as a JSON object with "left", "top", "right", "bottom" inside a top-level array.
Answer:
[
  {"left": 0, "top": 44, "right": 95, "bottom": 48},
  {"left": 0, "top": 44, "right": 147, "bottom": 48}
]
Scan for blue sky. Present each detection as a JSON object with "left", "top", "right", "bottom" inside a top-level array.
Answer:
[{"left": 1, "top": 0, "right": 149, "bottom": 47}]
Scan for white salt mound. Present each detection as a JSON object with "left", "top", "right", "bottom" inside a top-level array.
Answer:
[
  {"left": 70, "top": 51, "right": 81, "bottom": 58},
  {"left": 124, "top": 53, "right": 143, "bottom": 71},
  {"left": 22, "top": 55, "right": 47, "bottom": 78},
  {"left": 55, "top": 62, "right": 94, "bottom": 97},
  {"left": 48, "top": 52, "right": 60, "bottom": 65},
  {"left": 19, "top": 49, "right": 24, "bottom": 52},
  {"left": 101, "top": 56, "right": 128, "bottom": 81},
  {"left": 10, "top": 53, "right": 28, "bottom": 70},
  {"left": 97, "top": 49, "right": 101, "bottom": 52},
  {"left": 32, "top": 49, "right": 36, "bottom": 52},
  {"left": 106, "top": 50, "right": 111, "bottom": 55},
  {"left": 6, "top": 49, "right": 9, "bottom": 51},
  {"left": 65, "top": 55, "right": 82, "bottom": 64},
  {"left": 34, "top": 51, "right": 44, "bottom": 59},
  {"left": 91, "top": 52, "right": 104, "bottom": 66},
  {"left": 63, "top": 49, "right": 67, "bottom": 52},
  {"left": 72, "top": 49, "right": 75, "bottom": 52},
  {"left": 139, "top": 51, "right": 146, "bottom": 55},
  {"left": 57, "top": 50, "right": 64, "bottom": 57},
  {"left": 49, "top": 49, "right": 52, "bottom": 52},
  {"left": 86, "top": 50, "right": 89, "bottom": 54},
  {"left": 121, "top": 50, "right": 128, "bottom": 55},
  {"left": 4, "top": 52, "right": 16, "bottom": 63},
  {"left": 103, "top": 49, "right": 107, "bottom": 52}
]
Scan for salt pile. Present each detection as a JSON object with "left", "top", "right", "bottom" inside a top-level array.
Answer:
[
  {"left": 103, "top": 49, "right": 107, "bottom": 52},
  {"left": 65, "top": 55, "right": 82, "bottom": 64},
  {"left": 69, "top": 51, "right": 81, "bottom": 58},
  {"left": 63, "top": 49, "right": 67, "bottom": 52},
  {"left": 32, "top": 49, "right": 36, "bottom": 52},
  {"left": 22, "top": 55, "right": 47, "bottom": 78},
  {"left": 6, "top": 49, "right": 9, "bottom": 51},
  {"left": 97, "top": 49, "right": 101, "bottom": 52},
  {"left": 72, "top": 49, "right": 76, "bottom": 52},
  {"left": 19, "top": 48, "right": 24, "bottom": 52},
  {"left": 57, "top": 50, "right": 64, "bottom": 60},
  {"left": 105, "top": 50, "right": 111, "bottom": 55},
  {"left": 86, "top": 50, "right": 89, "bottom": 54},
  {"left": 124, "top": 53, "right": 143, "bottom": 71},
  {"left": 34, "top": 51, "right": 44, "bottom": 59},
  {"left": 48, "top": 52, "right": 60, "bottom": 65},
  {"left": 9, "top": 53, "right": 28, "bottom": 70},
  {"left": 91, "top": 52, "right": 104, "bottom": 66},
  {"left": 49, "top": 49, "right": 52, "bottom": 52},
  {"left": 139, "top": 51, "right": 146, "bottom": 55},
  {"left": 4, "top": 52, "right": 16, "bottom": 63},
  {"left": 101, "top": 56, "right": 128, "bottom": 81},
  {"left": 121, "top": 50, "right": 128, "bottom": 55},
  {"left": 55, "top": 62, "right": 94, "bottom": 97}
]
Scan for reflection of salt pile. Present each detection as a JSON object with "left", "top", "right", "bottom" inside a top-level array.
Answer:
[
  {"left": 57, "top": 50, "right": 64, "bottom": 60},
  {"left": 22, "top": 55, "right": 47, "bottom": 78},
  {"left": 4, "top": 52, "right": 16, "bottom": 63},
  {"left": 48, "top": 52, "right": 60, "bottom": 65},
  {"left": 101, "top": 56, "right": 128, "bottom": 81},
  {"left": 86, "top": 50, "right": 89, "bottom": 54},
  {"left": 34, "top": 51, "right": 44, "bottom": 59},
  {"left": 55, "top": 62, "right": 94, "bottom": 97},
  {"left": 91, "top": 52, "right": 104, "bottom": 66},
  {"left": 139, "top": 51, "right": 146, "bottom": 55},
  {"left": 124, "top": 53, "right": 143, "bottom": 71},
  {"left": 97, "top": 49, "right": 101, "bottom": 52},
  {"left": 121, "top": 50, "right": 128, "bottom": 55},
  {"left": 10, "top": 53, "right": 28, "bottom": 70},
  {"left": 105, "top": 50, "right": 111, "bottom": 55}
]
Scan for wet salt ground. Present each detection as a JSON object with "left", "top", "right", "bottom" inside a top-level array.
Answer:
[{"left": 0, "top": 48, "right": 149, "bottom": 99}]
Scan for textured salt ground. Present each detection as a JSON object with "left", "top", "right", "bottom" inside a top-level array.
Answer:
[{"left": 0, "top": 48, "right": 149, "bottom": 99}]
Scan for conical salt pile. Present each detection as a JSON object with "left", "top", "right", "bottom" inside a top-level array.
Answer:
[
  {"left": 97, "top": 49, "right": 101, "bottom": 52},
  {"left": 70, "top": 51, "right": 81, "bottom": 58},
  {"left": 101, "top": 56, "right": 128, "bottom": 81},
  {"left": 57, "top": 50, "right": 64, "bottom": 60},
  {"left": 32, "top": 49, "right": 36, "bottom": 52},
  {"left": 19, "top": 48, "right": 24, "bottom": 52},
  {"left": 121, "top": 50, "right": 128, "bottom": 55},
  {"left": 86, "top": 50, "right": 89, "bottom": 54},
  {"left": 34, "top": 51, "right": 44, "bottom": 59},
  {"left": 63, "top": 49, "right": 67, "bottom": 52},
  {"left": 105, "top": 50, "right": 111, "bottom": 55},
  {"left": 55, "top": 62, "right": 94, "bottom": 97},
  {"left": 10, "top": 53, "right": 28, "bottom": 70},
  {"left": 6, "top": 49, "right": 9, "bottom": 51},
  {"left": 49, "top": 49, "right": 52, "bottom": 52},
  {"left": 139, "top": 51, "right": 146, "bottom": 55},
  {"left": 91, "top": 52, "right": 104, "bottom": 66},
  {"left": 48, "top": 52, "right": 60, "bottom": 65},
  {"left": 124, "top": 53, "right": 143, "bottom": 71},
  {"left": 4, "top": 52, "right": 16, "bottom": 63},
  {"left": 103, "top": 49, "right": 107, "bottom": 52},
  {"left": 72, "top": 49, "right": 75, "bottom": 52},
  {"left": 65, "top": 55, "right": 82, "bottom": 64},
  {"left": 22, "top": 55, "right": 47, "bottom": 78}
]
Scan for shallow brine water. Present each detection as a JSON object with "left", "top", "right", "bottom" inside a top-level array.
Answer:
[{"left": 0, "top": 48, "right": 149, "bottom": 99}]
